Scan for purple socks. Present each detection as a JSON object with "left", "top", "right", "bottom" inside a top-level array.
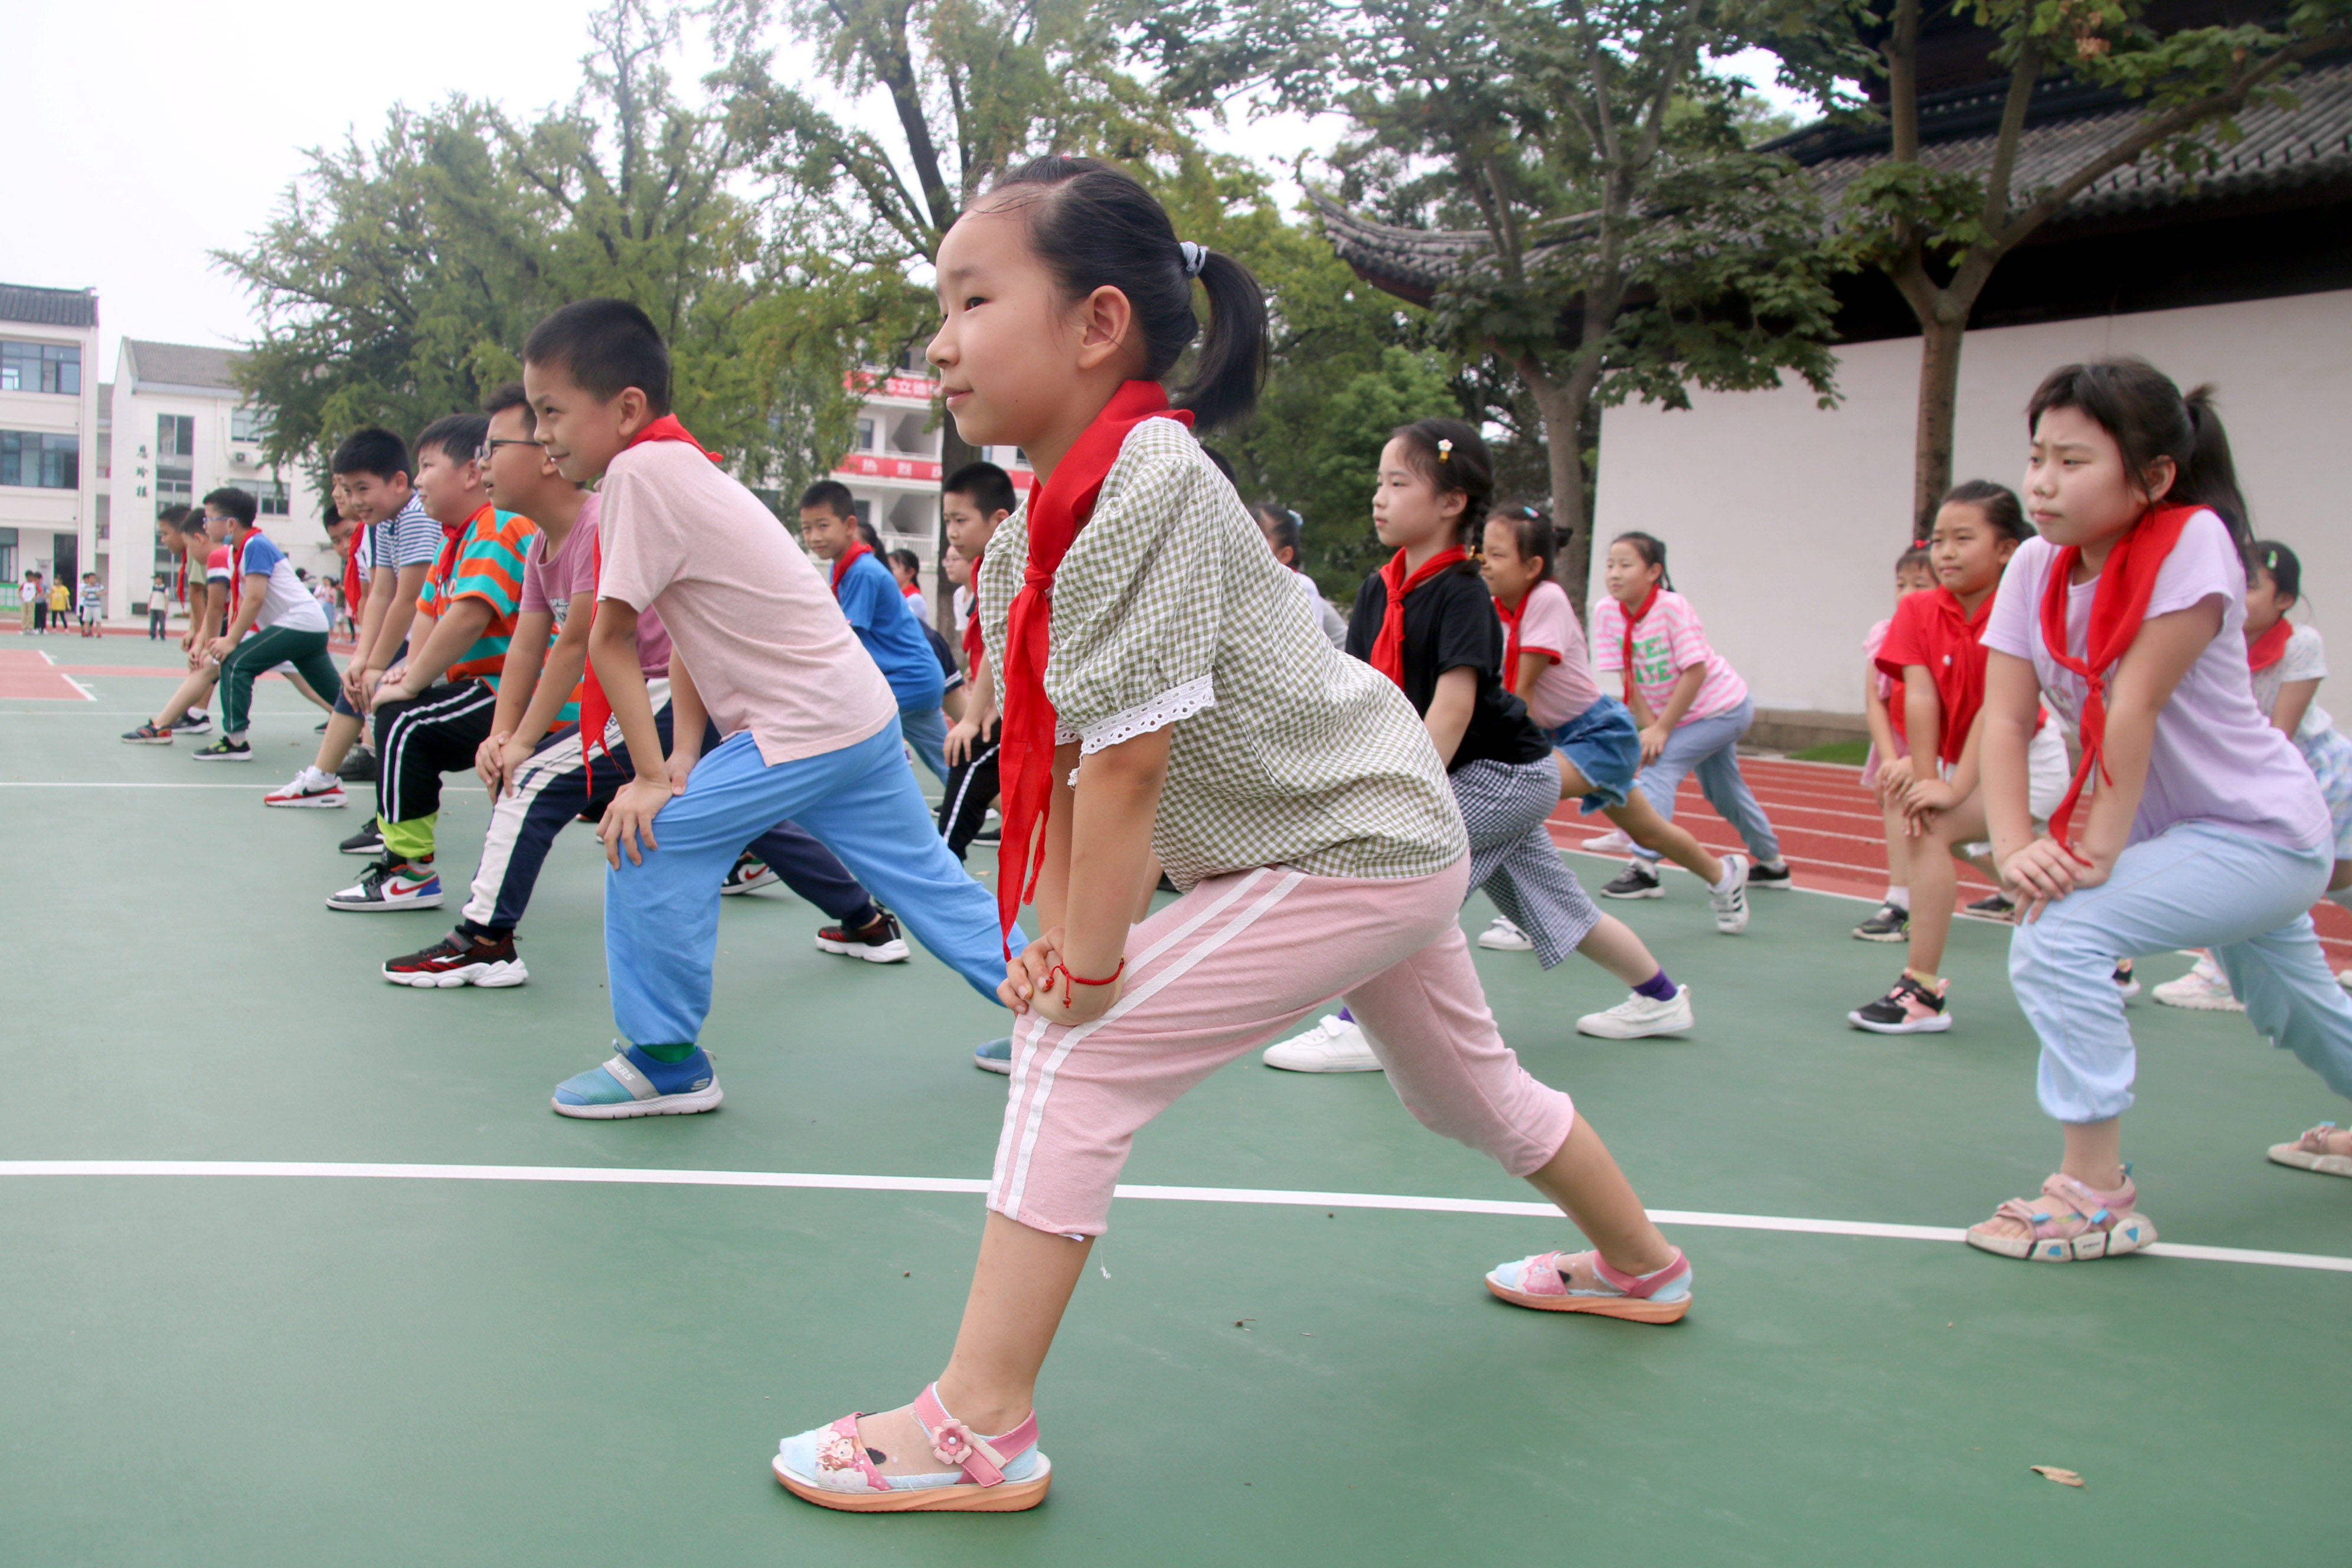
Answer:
[{"left": 1633, "top": 969, "right": 1678, "bottom": 1002}]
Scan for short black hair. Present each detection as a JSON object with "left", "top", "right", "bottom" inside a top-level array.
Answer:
[
  {"left": 886, "top": 547, "right": 922, "bottom": 578},
  {"left": 332, "top": 426, "right": 411, "bottom": 484},
  {"left": 414, "top": 413, "right": 489, "bottom": 468},
  {"left": 856, "top": 519, "right": 882, "bottom": 551},
  {"left": 156, "top": 503, "right": 192, "bottom": 528},
  {"left": 799, "top": 479, "right": 856, "bottom": 518},
  {"left": 482, "top": 380, "right": 533, "bottom": 431},
  {"left": 202, "top": 486, "right": 259, "bottom": 527},
  {"left": 942, "top": 460, "right": 1015, "bottom": 518},
  {"left": 522, "top": 298, "right": 672, "bottom": 416}
]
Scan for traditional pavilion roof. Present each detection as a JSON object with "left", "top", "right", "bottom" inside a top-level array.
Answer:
[{"left": 1320, "top": 54, "right": 2352, "bottom": 309}]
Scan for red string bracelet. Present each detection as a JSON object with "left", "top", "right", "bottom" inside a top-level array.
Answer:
[{"left": 1047, "top": 957, "right": 1126, "bottom": 1007}]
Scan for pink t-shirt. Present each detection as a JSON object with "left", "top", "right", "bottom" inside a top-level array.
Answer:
[
  {"left": 1983, "top": 509, "right": 2329, "bottom": 854},
  {"left": 595, "top": 440, "right": 894, "bottom": 765},
  {"left": 1863, "top": 616, "right": 1896, "bottom": 703},
  {"left": 521, "top": 494, "right": 673, "bottom": 678},
  {"left": 1507, "top": 578, "right": 1603, "bottom": 730},
  {"left": 1590, "top": 589, "right": 1747, "bottom": 723}
]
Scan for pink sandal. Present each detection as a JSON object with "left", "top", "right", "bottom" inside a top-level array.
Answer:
[
  {"left": 1485, "top": 1247, "right": 1692, "bottom": 1322},
  {"left": 2269, "top": 1121, "right": 2352, "bottom": 1178},
  {"left": 772, "top": 1383, "right": 1050, "bottom": 1513},
  {"left": 1965, "top": 1171, "right": 2157, "bottom": 1262}
]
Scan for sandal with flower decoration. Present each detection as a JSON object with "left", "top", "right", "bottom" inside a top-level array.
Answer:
[
  {"left": 1964, "top": 1171, "right": 2157, "bottom": 1261},
  {"left": 2268, "top": 1121, "right": 2352, "bottom": 1178},
  {"left": 1485, "top": 1246, "right": 1692, "bottom": 1322},
  {"left": 772, "top": 1383, "right": 1050, "bottom": 1513}
]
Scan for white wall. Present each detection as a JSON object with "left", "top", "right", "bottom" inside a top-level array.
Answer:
[{"left": 1591, "top": 288, "right": 2352, "bottom": 716}]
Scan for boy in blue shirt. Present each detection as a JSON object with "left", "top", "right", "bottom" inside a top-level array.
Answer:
[{"left": 798, "top": 481, "right": 950, "bottom": 784}]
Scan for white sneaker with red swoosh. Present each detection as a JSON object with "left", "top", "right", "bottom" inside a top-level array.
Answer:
[{"left": 326, "top": 857, "right": 444, "bottom": 911}]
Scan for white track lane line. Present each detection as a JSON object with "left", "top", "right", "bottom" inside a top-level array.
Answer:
[
  {"left": 2, "top": 1160, "right": 2345, "bottom": 1273},
  {"left": 0, "top": 782, "right": 269, "bottom": 789}
]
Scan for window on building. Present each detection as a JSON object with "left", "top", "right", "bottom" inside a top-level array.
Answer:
[
  {"left": 156, "top": 414, "right": 194, "bottom": 511},
  {"left": 0, "top": 341, "right": 81, "bottom": 396},
  {"left": 157, "top": 414, "right": 194, "bottom": 459},
  {"left": 0, "top": 527, "right": 17, "bottom": 584},
  {"left": 857, "top": 419, "right": 876, "bottom": 451},
  {"left": 253, "top": 480, "right": 289, "bottom": 516},
  {"left": 0, "top": 431, "right": 79, "bottom": 488},
  {"left": 230, "top": 406, "right": 270, "bottom": 444}
]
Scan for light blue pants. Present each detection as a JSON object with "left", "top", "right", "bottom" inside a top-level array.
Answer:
[
  {"left": 1630, "top": 695, "right": 1782, "bottom": 864},
  {"left": 606, "top": 721, "right": 1012, "bottom": 1047},
  {"left": 2010, "top": 821, "right": 2352, "bottom": 1122},
  {"left": 898, "top": 702, "right": 950, "bottom": 787}
]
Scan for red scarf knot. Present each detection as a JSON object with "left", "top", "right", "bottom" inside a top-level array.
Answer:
[
  {"left": 1368, "top": 545, "right": 1469, "bottom": 687},
  {"left": 995, "top": 382, "right": 1193, "bottom": 949},
  {"left": 2248, "top": 618, "right": 2293, "bottom": 673},
  {"left": 2037, "top": 504, "right": 2201, "bottom": 854},
  {"left": 1494, "top": 592, "right": 1527, "bottom": 694},
  {"left": 829, "top": 540, "right": 874, "bottom": 596}
]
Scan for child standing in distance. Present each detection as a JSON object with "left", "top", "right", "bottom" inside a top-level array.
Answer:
[
  {"left": 2157, "top": 540, "right": 2352, "bottom": 1015},
  {"left": 887, "top": 547, "right": 929, "bottom": 623},
  {"left": 1479, "top": 502, "right": 1750, "bottom": 952},
  {"left": 938, "top": 462, "right": 1015, "bottom": 870},
  {"left": 1252, "top": 502, "right": 1347, "bottom": 647},
  {"left": 77, "top": 572, "right": 102, "bottom": 636},
  {"left": 147, "top": 574, "right": 170, "bottom": 639},
  {"left": 1854, "top": 545, "right": 1938, "bottom": 940},
  {"left": 773, "top": 161, "right": 1690, "bottom": 1513},
  {"left": 799, "top": 479, "right": 952, "bottom": 785},
  {"left": 47, "top": 577, "right": 70, "bottom": 634},
  {"left": 1265, "top": 426, "right": 1698, "bottom": 1074},
  {"left": 1846, "top": 482, "right": 2072, "bottom": 1033},
  {"left": 1965, "top": 361, "right": 2352, "bottom": 1262},
  {"left": 1590, "top": 533, "right": 1793, "bottom": 899},
  {"left": 521, "top": 298, "right": 1014, "bottom": 1117}
]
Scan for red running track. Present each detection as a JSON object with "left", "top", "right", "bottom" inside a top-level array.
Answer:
[{"left": 1549, "top": 753, "right": 2352, "bottom": 964}]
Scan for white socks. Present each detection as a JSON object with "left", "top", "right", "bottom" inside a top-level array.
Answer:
[{"left": 1884, "top": 887, "right": 1912, "bottom": 911}]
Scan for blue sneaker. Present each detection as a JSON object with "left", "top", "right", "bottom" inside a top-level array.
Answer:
[
  {"left": 974, "top": 1037, "right": 1012, "bottom": 1074},
  {"left": 552, "top": 1043, "right": 723, "bottom": 1119}
]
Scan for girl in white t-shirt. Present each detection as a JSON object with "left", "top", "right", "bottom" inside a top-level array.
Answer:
[
  {"left": 1590, "top": 533, "right": 1792, "bottom": 901},
  {"left": 1966, "top": 360, "right": 2352, "bottom": 1262},
  {"left": 1479, "top": 505, "right": 1753, "bottom": 941}
]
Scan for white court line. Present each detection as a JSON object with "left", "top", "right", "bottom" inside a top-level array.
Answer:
[
  {"left": 0, "top": 782, "right": 266, "bottom": 789},
  {"left": 2, "top": 1160, "right": 2346, "bottom": 1274}
]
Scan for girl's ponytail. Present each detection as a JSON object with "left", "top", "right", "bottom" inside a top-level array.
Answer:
[
  {"left": 1181, "top": 250, "right": 1268, "bottom": 430},
  {"left": 2026, "top": 358, "right": 2253, "bottom": 569},
  {"left": 2178, "top": 384, "right": 2252, "bottom": 562}
]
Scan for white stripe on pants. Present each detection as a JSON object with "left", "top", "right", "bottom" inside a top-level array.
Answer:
[{"left": 462, "top": 681, "right": 667, "bottom": 927}]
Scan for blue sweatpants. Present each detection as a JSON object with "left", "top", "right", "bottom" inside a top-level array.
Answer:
[
  {"left": 2010, "top": 821, "right": 2352, "bottom": 1122},
  {"left": 1629, "top": 695, "right": 1782, "bottom": 865},
  {"left": 899, "top": 701, "right": 950, "bottom": 787},
  {"left": 606, "top": 720, "right": 1013, "bottom": 1048}
]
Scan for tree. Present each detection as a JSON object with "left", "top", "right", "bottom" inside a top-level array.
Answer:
[
  {"left": 1133, "top": 0, "right": 1845, "bottom": 592},
  {"left": 1835, "top": 0, "right": 2352, "bottom": 531}
]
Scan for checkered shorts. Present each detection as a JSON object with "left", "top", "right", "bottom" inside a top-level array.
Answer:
[{"left": 1452, "top": 756, "right": 1599, "bottom": 968}]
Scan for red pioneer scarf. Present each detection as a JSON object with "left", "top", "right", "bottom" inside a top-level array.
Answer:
[
  {"left": 996, "top": 381, "right": 1193, "bottom": 946},
  {"left": 2037, "top": 504, "right": 2200, "bottom": 851},
  {"left": 1494, "top": 592, "right": 1527, "bottom": 694},
  {"left": 962, "top": 550, "right": 985, "bottom": 672},
  {"left": 341, "top": 536, "right": 363, "bottom": 626},
  {"left": 1368, "top": 546, "right": 1468, "bottom": 687},
  {"left": 1616, "top": 582, "right": 1662, "bottom": 704},
  {"left": 2248, "top": 618, "right": 2293, "bottom": 673},
  {"left": 828, "top": 540, "right": 874, "bottom": 597},
  {"left": 229, "top": 528, "right": 262, "bottom": 622},
  {"left": 579, "top": 416, "right": 723, "bottom": 784}
]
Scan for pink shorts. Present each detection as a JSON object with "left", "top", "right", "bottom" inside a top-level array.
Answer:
[{"left": 989, "top": 857, "right": 1578, "bottom": 1237}]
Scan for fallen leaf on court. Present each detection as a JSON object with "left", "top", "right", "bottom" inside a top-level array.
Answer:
[{"left": 2031, "top": 1466, "right": 2085, "bottom": 1488}]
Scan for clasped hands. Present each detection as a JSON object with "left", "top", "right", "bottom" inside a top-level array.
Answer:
[{"left": 999, "top": 925, "right": 1126, "bottom": 1027}]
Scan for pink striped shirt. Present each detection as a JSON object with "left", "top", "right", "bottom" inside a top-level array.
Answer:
[{"left": 1590, "top": 589, "right": 1747, "bottom": 724}]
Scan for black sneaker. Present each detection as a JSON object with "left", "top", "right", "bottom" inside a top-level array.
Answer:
[
  {"left": 815, "top": 911, "right": 910, "bottom": 963},
  {"left": 1852, "top": 903, "right": 1910, "bottom": 942},
  {"left": 191, "top": 737, "right": 251, "bottom": 762},
  {"left": 340, "top": 749, "right": 378, "bottom": 784},
  {"left": 1961, "top": 891, "right": 2015, "bottom": 922},
  {"left": 340, "top": 820, "right": 386, "bottom": 857},
  {"left": 1746, "top": 860, "right": 1794, "bottom": 890},
  {"left": 383, "top": 932, "right": 525, "bottom": 988},
  {"left": 171, "top": 711, "right": 213, "bottom": 736},
  {"left": 121, "top": 721, "right": 174, "bottom": 744},
  {"left": 2113, "top": 961, "right": 2141, "bottom": 1001},
  {"left": 1601, "top": 861, "right": 1662, "bottom": 899},
  {"left": 314, "top": 719, "right": 330, "bottom": 733},
  {"left": 720, "top": 852, "right": 779, "bottom": 896},
  {"left": 1847, "top": 972, "right": 1952, "bottom": 1034}
]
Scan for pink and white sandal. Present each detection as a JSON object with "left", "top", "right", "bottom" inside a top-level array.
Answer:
[
  {"left": 1965, "top": 1171, "right": 2157, "bottom": 1261},
  {"left": 2269, "top": 1121, "right": 2352, "bottom": 1178},
  {"left": 1485, "top": 1247, "right": 1692, "bottom": 1322},
  {"left": 772, "top": 1383, "right": 1050, "bottom": 1513}
]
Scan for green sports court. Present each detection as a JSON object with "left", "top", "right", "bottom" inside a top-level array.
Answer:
[{"left": 3, "top": 636, "right": 2346, "bottom": 1566}]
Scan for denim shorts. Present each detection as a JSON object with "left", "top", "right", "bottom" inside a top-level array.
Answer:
[{"left": 1546, "top": 696, "right": 1641, "bottom": 814}]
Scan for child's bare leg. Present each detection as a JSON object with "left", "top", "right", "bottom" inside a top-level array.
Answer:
[
  {"left": 1523, "top": 1115, "right": 1678, "bottom": 1280},
  {"left": 1576, "top": 912, "right": 1666, "bottom": 986},
  {"left": 315, "top": 710, "right": 364, "bottom": 774},
  {"left": 1603, "top": 790, "right": 1724, "bottom": 885},
  {"left": 1881, "top": 796, "right": 1913, "bottom": 897},
  {"left": 851, "top": 1211, "right": 1090, "bottom": 1475},
  {"left": 151, "top": 666, "right": 217, "bottom": 727},
  {"left": 1971, "top": 1118, "right": 2128, "bottom": 1245},
  {"left": 1906, "top": 796, "right": 1988, "bottom": 980}
]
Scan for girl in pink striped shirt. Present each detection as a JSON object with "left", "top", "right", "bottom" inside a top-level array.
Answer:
[{"left": 1590, "top": 533, "right": 1792, "bottom": 901}]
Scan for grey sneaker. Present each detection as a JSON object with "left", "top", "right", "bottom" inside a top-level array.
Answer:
[{"left": 1601, "top": 861, "right": 1662, "bottom": 899}]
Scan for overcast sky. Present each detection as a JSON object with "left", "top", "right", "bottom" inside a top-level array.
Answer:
[{"left": 4, "top": 0, "right": 1801, "bottom": 380}]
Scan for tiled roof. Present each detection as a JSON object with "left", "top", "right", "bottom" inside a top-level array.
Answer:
[
  {"left": 0, "top": 284, "right": 98, "bottom": 329},
  {"left": 1321, "top": 55, "right": 2352, "bottom": 300},
  {"left": 125, "top": 339, "right": 243, "bottom": 392}
]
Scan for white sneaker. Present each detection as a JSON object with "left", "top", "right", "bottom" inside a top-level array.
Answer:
[
  {"left": 1580, "top": 828, "right": 1635, "bottom": 855},
  {"left": 1707, "top": 854, "right": 1750, "bottom": 935},
  {"left": 1263, "top": 1015, "right": 1383, "bottom": 1073},
  {"left": 264, "top": 766, "right": 346, "bottom": 809},
  {"left": 1577, "top": 985, "right": 1695, "bottom": 1039},
  {"left": 2152, "top": 953, "right": 2245, "bottom": 1012},
  {"left": 1478, "top": 917, "right": 1534, "bottom": 951}
]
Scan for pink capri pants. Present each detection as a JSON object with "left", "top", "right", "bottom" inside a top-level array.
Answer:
[{"left": 989, "top": 857, "right": 1579, "bottom": 1237}]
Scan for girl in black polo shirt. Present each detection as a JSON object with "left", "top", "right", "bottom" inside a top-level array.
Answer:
[{"left": 1263, "top": 419, "right": 1697, "bottom": 1072}]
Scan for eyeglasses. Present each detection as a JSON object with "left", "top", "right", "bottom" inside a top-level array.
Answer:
[{"left": 482, "top": 438, "right": 538, "bottom": 456}]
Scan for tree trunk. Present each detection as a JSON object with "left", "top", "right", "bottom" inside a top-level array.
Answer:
[
  {"left": 1911, "top": 309, "right": 1966, "bottom": 540},
  {"left": 1516, "top": 356, "right": 1594, "bottom": 607}
]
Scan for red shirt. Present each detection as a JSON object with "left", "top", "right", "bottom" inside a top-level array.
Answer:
[{"left": 1875, "top": 587, "right": 1995, "bottom": 768}]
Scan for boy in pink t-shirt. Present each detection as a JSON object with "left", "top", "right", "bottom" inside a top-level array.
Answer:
[{"left": 520, "top": 299, "right": 1014, "bottom": 1118}]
